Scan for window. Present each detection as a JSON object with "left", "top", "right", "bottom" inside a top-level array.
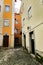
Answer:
[
  {"left": 14, "top": 28, "right": 18, "bottom": 33},
  {"left": 0, "top": 5, "right": 1, "bottom": 12},
  {"left": 15, "top": 19, "right": 18, "bottom": 24},
  {"left": 15, "top": 20, "right": 18, "bottom": 24},
  {"left": 23, "top": 18, "right": 25, "bottom": 21},
  {"left": 5, "top": 5, "right": 10, "bottom": 12},
  {"left": 16, "top": 20, "right": 18, "bottom": 24},
  {"left": 28, "top": 6, "right": 32, "bottom": 19},
  {"left": 4, "top": 19, "right": 9, "bottom": 27}
]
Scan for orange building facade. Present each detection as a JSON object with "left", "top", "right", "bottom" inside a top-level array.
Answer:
[
  {"left": 2, "top": 0, "right": 14, "bottom": 48},
  {"left": 14, "top": 14, "right": 22, "bottom": 47}
]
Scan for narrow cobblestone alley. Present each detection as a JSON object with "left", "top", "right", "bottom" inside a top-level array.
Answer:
[{"left": 0, "top": 48, "right": 42, "bottom": 65}]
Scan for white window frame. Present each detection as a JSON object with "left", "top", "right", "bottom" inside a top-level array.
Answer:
[
  {"left": 5, "top": 5, "right": 10, "bottom": 12},
  {"left": 3, "top": 19, "right": 10, "bottom": 27},
  {"left": 28, "top": 6, "right": 32, "bottom": 19},
  {"left": 14, "top": 28, "right": 18, "bottom": 33},
  {"left": 15, "top": 20, "right": 18, "bottom": 24}
]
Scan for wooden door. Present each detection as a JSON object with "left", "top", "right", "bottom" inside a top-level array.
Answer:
[
  {"left": 3, "top": 35, "right": 9, "bottom": 47},
  {"left": 29, "top": 31, "right": 35, "bottom": 54}
]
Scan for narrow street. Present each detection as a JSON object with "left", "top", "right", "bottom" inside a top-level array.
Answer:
[
  {"left": 0, "top": 48, "right": 41, "bottom": 65},
  {"left": 0, "top": 0, "right": 43, "bottom": 65}
]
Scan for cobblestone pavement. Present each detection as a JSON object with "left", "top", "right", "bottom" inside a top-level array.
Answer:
[{"left": 0, "top": 48, "right": 42, "bottom": 65}]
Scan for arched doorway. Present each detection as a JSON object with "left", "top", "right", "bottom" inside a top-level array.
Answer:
[{"left": 3, "top": 35, "right": 9, "bottom": 47}]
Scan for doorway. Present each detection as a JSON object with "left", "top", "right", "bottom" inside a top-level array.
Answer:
[
  {"left": 3, "top": 35, "right": 9, "bottom": 47},
  {"left": 24, "top": 34, "right": 26, "bottom": 49},
  {"left": 14, "top": 37, "right": 22, "bottom": 48},
  {"left": 14, "top": 37, "right": 19, "bottom": 46},
  {"left": 14, "top": 37, "right": 20, "bottom": 48},
  {"left": 29, "top": 31, "right": 35, "bottom": 54}
]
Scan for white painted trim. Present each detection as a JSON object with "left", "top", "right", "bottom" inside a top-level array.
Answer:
[
  {"left": 11, "top": 0, "right": 15, "bottom": 48},
  {"left": 12, "top": 0, "right": 14, "bottom": 34}
]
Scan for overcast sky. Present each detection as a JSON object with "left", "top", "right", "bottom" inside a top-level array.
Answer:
[{"left": 14, "top": 0, "right": 21, "bottom": 13}]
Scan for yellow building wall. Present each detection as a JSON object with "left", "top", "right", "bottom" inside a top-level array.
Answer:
[
  {"left": 2, "top": 0, "right": 12, "bottom": 35},
  {"left": 2, "top": 0, "right": 12, "bottom": 47}
]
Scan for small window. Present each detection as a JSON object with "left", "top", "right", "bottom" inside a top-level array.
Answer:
[
  {"left": 15, "top": 19, "right": 18, "bottom": 24},
  {"left": 15, "top": 20, "right": 18, "bottom": 24},
  {"left": 16, "top": 20, "right": 18, "bottom": 24},
  {"left": 28, "top": 6, "right": 32, "bottom": 19},
  {"left": 5, "top": 5, "right": 10, "bottom": 12},
  {"left": 14, "top": 28, "right": 18, "bottom": 33},
  {"left": 4, "top": 19, "right": 10, "bottom": 27},
  {"left": 0, "top": 5, "right": 1, "bottom": 12}
]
